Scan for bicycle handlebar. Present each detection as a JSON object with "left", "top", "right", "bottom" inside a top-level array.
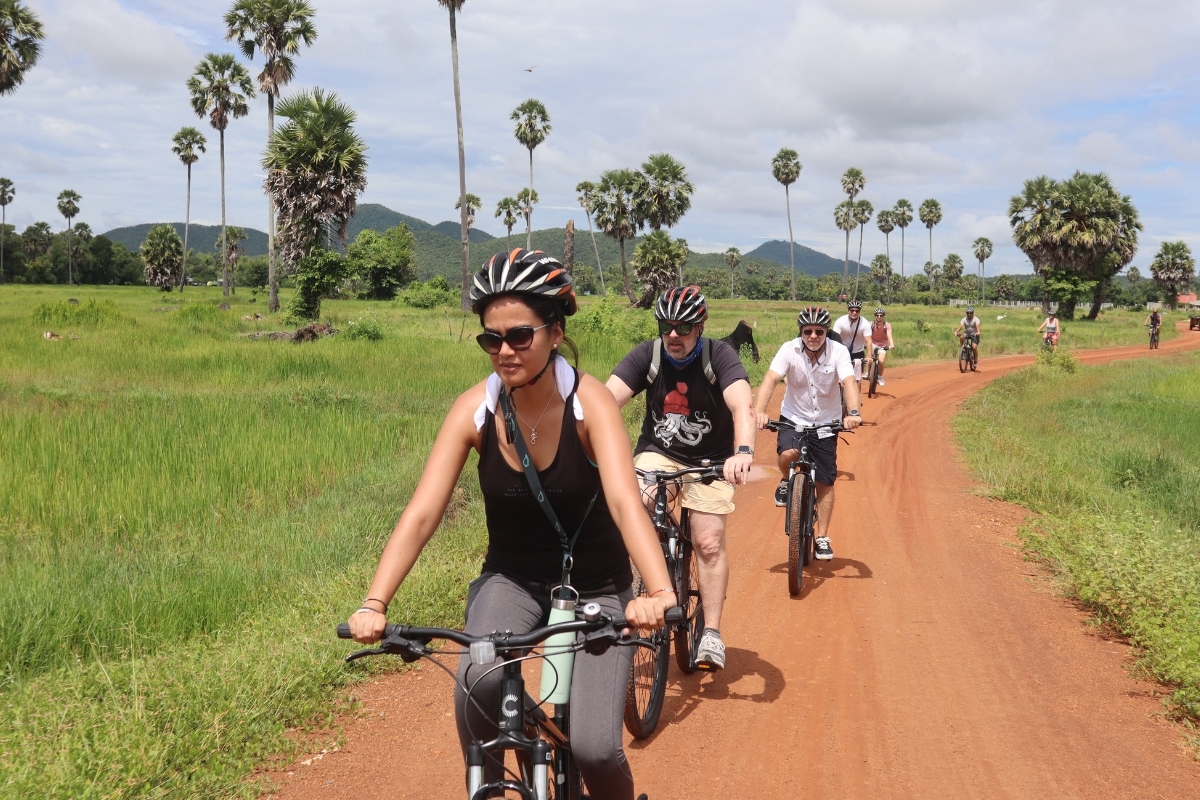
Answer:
[
  {"left": 337, "top": 607, "right": 686, "bottom": 662},
  {"left": 764, "top": 420, "right": 848, "bottom": 434},
  {"left": 635, "top": 461, "right": 726, "bottom": 484}
]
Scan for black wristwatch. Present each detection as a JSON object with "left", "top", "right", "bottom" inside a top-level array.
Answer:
[{"left": 735, "top": 445, "right": 754, "bottom": 456}]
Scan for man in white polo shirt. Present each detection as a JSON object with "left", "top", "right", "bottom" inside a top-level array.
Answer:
[
  {"left": 753, "top": 306, "right": 861, "bottom": 561},
  {"left": 832, "top": 299, "right": 871, "bottom": 385}
]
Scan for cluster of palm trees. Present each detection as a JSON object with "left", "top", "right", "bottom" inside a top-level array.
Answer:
[
  {"left": 1009, "top": 171, "right": 1141, "bottom": 319},
  {"left": 571, "top": 155, "right": 695, "bottom": 305},
  {"left": 175, "top": 1, "right": 363, "bottom": 307},
  {"left": 768, "top": 155, "right": 1000, "bottom": 307}
]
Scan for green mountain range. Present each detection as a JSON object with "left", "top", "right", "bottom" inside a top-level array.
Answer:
[{"left": 102, "top": 203, "right": 848, "bottom": 281}]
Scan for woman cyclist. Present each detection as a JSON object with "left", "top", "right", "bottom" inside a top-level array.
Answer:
[
  {"left": 1037, "top": 310, "right": 1061, "bottom": 351},
  {"left": 867, "top": 308, "right": 894, "bottom": 387},
  {"left": 347, "top": 249, "right": 676, "bottom": 800}
]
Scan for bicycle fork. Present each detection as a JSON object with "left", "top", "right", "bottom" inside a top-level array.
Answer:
[{"left": 466, "top": 659, "right": 556, "bottom": 800}]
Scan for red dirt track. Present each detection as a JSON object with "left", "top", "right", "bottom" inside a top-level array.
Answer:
[{"left": 267, "top": 324, "right": 1200, "bottom": 800}]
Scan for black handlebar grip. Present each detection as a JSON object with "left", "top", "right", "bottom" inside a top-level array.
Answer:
[
  {"left": 664, "top": 606, "right": 685, "bottom": 625},
  {"left": 337, "top": 622, "right": 352, "bottom": 639}
]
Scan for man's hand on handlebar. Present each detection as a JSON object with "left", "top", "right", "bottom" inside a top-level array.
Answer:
[
  {"left": 842, "top": 413, "right": 862, "bottom": 431},
  {"left": 623, "top": 590, "right": 677, "bottom": 632}
]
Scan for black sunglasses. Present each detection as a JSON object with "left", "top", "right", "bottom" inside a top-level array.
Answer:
[
  {"left": 658, "top": 320, "right": 696, "bottom": 337},
  {"left": 801, "top": 328, "right": 827, "bottom": 337},
  {"left": 476, "top": 322, "right": 552, "bottom": 355}
]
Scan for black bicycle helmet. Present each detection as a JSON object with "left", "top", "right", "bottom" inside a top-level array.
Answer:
[
  {"left": 655, "top": 285, "right": 708, "bottom": 323},
  {"left": 796, "top": 306, "right": 832, "bottom": 328},
  {"left": 470, "top": 248, "right": 577, "bottom": 316},
  {"left": 847, "top": 299, "right": 863, "bottom": 310},
  {"left": 874, "top": 307, "right": 886, "bottom": 315},
  {"left": 965, "top": 306, "right": 975, "bottom": 314}
]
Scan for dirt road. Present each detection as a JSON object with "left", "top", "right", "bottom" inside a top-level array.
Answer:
[{"left": 267, "top": 325, "right": 1200, "bottom": 799}]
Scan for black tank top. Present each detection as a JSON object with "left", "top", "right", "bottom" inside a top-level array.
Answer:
[{"left": 477, "top": 370, "right": 633, "bottom": 595}]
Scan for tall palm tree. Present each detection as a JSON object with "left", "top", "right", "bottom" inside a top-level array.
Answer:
[
  {"left": 923, "top": 260, "right": 941, "bottom": 305},
  {"left": 223, "top": 225, "right": 248, "bottom": 292},
  {"left": 0, "top": 0, "right": 43, "bottom": 96},
  {"left": 834, "top": 200, "right": 857, "bottom": 299},
  {"left": 892, "top": 199, "right": 913, "bottom": 304},
  {"left": 171, "top": 126, "right": 207, "bottom": 292},
  {"left": 725, "top": 246, "right": 741, "bottom": 298},
  {"left": 639, "top": 153, "right": 694, "bottom": 231},
  {"left": 870, "top": 254, "right": 892, "bottom": 303},
  {"left": 0, "top": 177, "right": 12, "bottom": 283},
  {"left": 972, "top": 236, "right": 993, "bottom": 306},
  {"left": 516, "top": 187, "right": 538, "bottom": 251},
  {"left": 511, "top": 98, "right": 551, "bottom": 249},
  {"left": 591, "top": 168, "right": 646, "bottom": 303},
  {"left": 188, "top": 53, "right": 255, "bottom": 298},
  {"left": 771, "top": 148, "right": 801, "bottom": 301},
  {"left": 56, "top": 190, "right": 80, "bottom": 286},
  {"left": 494, "top": 196, "right": 519, "bottom": 252},
  {"left": 263, "top": 88, "right": 368, "bottom": 268},
  {"left": 876, "top": 209, "right": 894, "bottom": 264},
  {"left": 575, "top": 180, "right": 605, "bottom": 295},
  {"left": 918, "top": 198, "right": 942, "bottom": 297},
  {"left": 852, "top": 199, "right": 874, "bottom": 300},
  {"left": 437, "top": 0, "right": 471, "bottom": 310},
  {"left": 225, "top": 0, "right": 318, "bottom": 313},
  {"left": 839, "top": 167, "right": 866, "bottom": 296}
]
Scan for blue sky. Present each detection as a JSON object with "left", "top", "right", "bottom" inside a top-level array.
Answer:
[{"left": 4, "top": 0, "right": 1200, "bottom": 275}]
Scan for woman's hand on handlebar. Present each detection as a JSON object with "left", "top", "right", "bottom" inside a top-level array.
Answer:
[
  {"left": 755, "top": 411, "right": 771, "bottom": 430},
  {"left": 347, "top": 608, "right": 389, "bottom": 644},
  {"left": 623, "top": 590, "right": 677, "bottom": 632}
]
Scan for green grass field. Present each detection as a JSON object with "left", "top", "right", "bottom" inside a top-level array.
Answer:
[
  {"left": 956, "top": 351, "right": 1200, "bottom": 723},
  {"left": 0, "top": 284, "right": 1181, "bottom": 798}
]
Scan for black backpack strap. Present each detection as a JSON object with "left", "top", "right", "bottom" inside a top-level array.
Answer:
[
  {"left": 498, "top": 385, "right": 599, "bottom": 586},
  {"left": 645, "top": 338, "right": 662, "bottom": 387}
]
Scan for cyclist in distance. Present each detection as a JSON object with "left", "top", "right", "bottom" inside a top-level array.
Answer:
[
  {"left": 954, "top": 306, "right": 982, "bottom": 362},
  {"left": 832, "top": 299, "right": 871, "bottom": 386},
  {"left": 868, "top": 308, "right": 894, "bottom": 387},
  {"left": 1037, "top": 310, "right": 1061, "bottom": 351},
  {"left": 753, "top": 307, "right": 862, "bottom": 561},
  {"left": 605, "top": 286, "right": 756, "bottom": 671},
  {"left": 347, "top": 249, "right": 676, "bottom": 800},
  {"left": 1144, "top": 307, "right": 1162, "bottom": 340}
]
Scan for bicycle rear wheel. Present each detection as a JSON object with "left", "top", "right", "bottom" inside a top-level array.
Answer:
[
  {"left": 623, "top": 574, "right": 669, "bottom": 738},
  {"left": 970, "top": 349, "right": 978, "bottom": 371},
  {"left": 673, "top": 531, "right": 705, "bottom": 674}
]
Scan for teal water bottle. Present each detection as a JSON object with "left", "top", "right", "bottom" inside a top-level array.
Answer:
[{"left": 539, "top": 595, "right": 577, "bottom": 704}]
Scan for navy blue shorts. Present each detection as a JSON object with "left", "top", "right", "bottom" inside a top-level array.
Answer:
[{"left": 775, "top": 421, "right": 839, "bottom": 486}]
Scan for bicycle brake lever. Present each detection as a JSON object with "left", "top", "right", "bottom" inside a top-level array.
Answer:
[{"left": 344, "top": 646, "right": 386, "bottom": 663}]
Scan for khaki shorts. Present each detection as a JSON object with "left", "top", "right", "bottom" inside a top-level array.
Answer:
[{"left": 633, "top": 451, "right": 736, "bottom": 516}]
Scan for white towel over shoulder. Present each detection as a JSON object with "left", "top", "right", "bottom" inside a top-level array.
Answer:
[{"left": 473, "top": 357, "right": 584, "bottom": 431}]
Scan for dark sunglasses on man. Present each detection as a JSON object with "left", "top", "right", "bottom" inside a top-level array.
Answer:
[
  {"left": 801, "top": 327, "right": 826, "bottom": 338},
  {"left": 658, "top": 320, "right": 696, "bottom": 337},
  {"left": 476, "top": 322, "right": 552, "bottom": 355}
]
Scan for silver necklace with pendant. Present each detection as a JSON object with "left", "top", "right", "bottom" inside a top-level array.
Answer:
[{"left": 514, "top": 387, "right": 557, "bottom": 444}]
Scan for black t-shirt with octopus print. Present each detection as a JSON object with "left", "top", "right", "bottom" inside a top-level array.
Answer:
[{"left": 611, "top": 338, "right": 749, "bottom": 466}]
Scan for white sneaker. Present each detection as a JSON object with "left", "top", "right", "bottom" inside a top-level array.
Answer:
[
  {"left": 877, "top": 377, "right": 886, "bottom": 386},
  {"left": 695, "top": 628, "right": 726, "bottom": 670}
]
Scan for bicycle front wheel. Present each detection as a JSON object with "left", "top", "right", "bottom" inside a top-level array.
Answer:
[
  {"left": 868, "top": 360, "right": 879, "bottom": 397},
  {"left": 787, "top": 473, "right": 811, "bottom": 596},
  {"left": 624, "top": 574, "right": 669, "bottom": 738},
  {"left": 959, "top": 348, "right": 968, "bottom": 373},
  {"left": 673, "top": 536, "right": 705, "bottom": 674}
]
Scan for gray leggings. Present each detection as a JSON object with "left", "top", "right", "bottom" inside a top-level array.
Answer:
[{"left": 454, "top": 572, "right": 635, "bottom": 800}]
